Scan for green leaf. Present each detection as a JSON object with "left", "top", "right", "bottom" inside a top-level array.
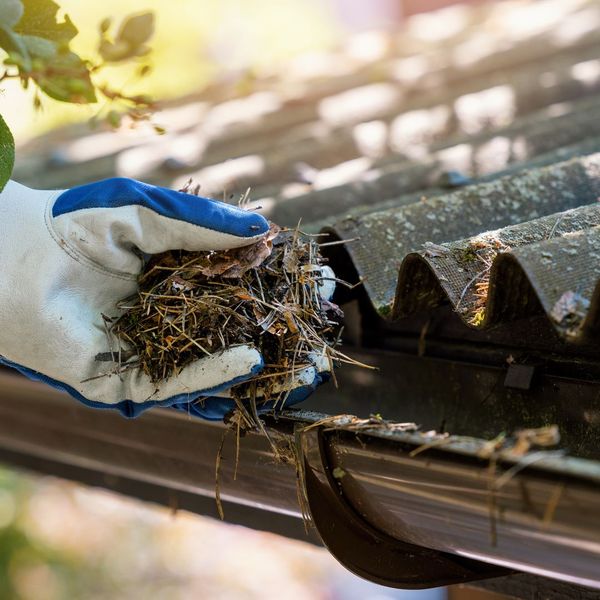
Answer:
[
  {"left": 0, "top": 113, "right": 15, "bottom": 193},
  {"left": 13, "top": 0, "right": 77, "bottom": 45},
  {"left": 0, "top": 24, "right": 31, "bottom": 70},
  {"left": 100, "top": 12, "right": 154, "bottom": 63},
  {"left": 98, "top": 16, "right": 111, "bottom": 34},
  {"left": 0, "top": 0, "right": 23, "bottom": 28},
  {"left": 21, "top": 34, "right": 56, "bottom": 59},
  {"left": 36, "top": 51, "right": 96, "bottom": 103},
  {"left": 117, "top": 12, "right": 154, "bottom": 47},
  {"left": 98, "top": 38, "right": 130, "bottom": 62}
]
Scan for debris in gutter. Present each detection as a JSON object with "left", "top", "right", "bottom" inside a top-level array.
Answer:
[
  {"left": 290, "top": 415, "right": 564, "bottom": 544},
  {"left": 290, "top": 414, "right": 565, "bottom": 535},
  {"left": 480, "top": 424, "right": 563, "bottom": 546},
  {"left": 550, "top": 290, "right": 590, "bottom": 338},
  {"left": 302, "top": 413, "right": 419, "bottom": 433},
  {"left": 478, "top": 425, "right": 560, "bottom": 459},
  {"left": 512, "top": 425, "right": 561, "bottom": 456}
]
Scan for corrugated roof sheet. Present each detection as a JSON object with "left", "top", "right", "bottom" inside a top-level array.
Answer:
[
  {"left": 14, "top": 0, "right": 600, "bottom": 346},
  {"left": 331, "top": 153, "right": 600, "bottom": 316}
]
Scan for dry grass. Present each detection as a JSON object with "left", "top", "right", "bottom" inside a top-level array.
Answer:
[
  {"left": 108, "top": 222, "right": 348, "bottom": 408},
  {"left": 456, "top": 236, "right": 511, "bottom": 326},
  {"left": 97, "top": 188, "right": 378, "bottom": 520},
  {"left": 101, "top": 186, "right": 373, "bottom": 414}
]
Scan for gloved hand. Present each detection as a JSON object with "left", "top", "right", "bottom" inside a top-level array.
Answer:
[
  {"left": 0, "top": 178, "right": 332, "bottom": 418},
  {"left": 171, "top": 352, "right": 332, "bottom": 420}
]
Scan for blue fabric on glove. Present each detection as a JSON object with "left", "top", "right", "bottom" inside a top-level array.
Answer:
[
  {"left": 0, "top": 355, "right": 264, "bottom": 418},
  {"left": 171, "top": 371, "right": 330, "bottom": 420},
  {"left": 54, "top": 177, "right": 269, "bottom": 239}
]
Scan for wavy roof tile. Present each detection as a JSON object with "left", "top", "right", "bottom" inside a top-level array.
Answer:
[{"left": 14, "top": 0, "right": 600, "bottom": 347}]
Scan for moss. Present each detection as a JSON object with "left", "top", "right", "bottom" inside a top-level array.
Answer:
[
  {"left": 453, "top": 246, "right": 479, "bottom": 264},
  {"left": 378, "top": 303, "right": 392, "bottom": 317}
]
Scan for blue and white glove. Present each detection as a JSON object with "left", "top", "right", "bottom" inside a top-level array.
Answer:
[
  {"left": 0, "top": 178, "right": 332, "bottom": 418},
  {"left": 171, "top": 350, "right": 332, "bottom": 420}
]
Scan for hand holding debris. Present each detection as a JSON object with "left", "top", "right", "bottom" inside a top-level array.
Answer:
[
  {"left": 108, "top": 198, "right": 345, "bottom": 420},
  {"left": 0, "top": 178, "right": 337, "bottom": 418}
]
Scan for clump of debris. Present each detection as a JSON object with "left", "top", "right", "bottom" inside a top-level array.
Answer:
[
  {"left": 107, "top": 197, "right": 352, "bottom": 408},
  {"left": 454, "top": 235, "right": 511, "bottom": 326},
  {"left": 550, "top": 290, "right": 590, "bottom": 339}
]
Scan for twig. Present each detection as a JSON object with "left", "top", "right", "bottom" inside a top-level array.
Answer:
[{"left": 215, "top": 428, "right": 228, "bottom": 520}]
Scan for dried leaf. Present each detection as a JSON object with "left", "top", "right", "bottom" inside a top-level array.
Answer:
[
  {"left": 198, "top": 224, "right": 281, "bottom": 278},
  {"left": 550, "top": 290, "right": 590, "bottom": 336}
]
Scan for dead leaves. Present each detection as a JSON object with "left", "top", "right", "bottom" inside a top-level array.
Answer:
[{"left": 196, "top": 224, "right": 281, "bottom": 279}]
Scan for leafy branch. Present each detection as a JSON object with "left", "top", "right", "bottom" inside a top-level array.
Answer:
[{"left": 0, "top": 0, "right": 157, "bottom": 191}]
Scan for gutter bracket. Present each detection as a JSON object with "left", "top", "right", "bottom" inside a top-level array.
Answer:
[{"left": 301, "top": 426, "right": 510, "bottom": 589}]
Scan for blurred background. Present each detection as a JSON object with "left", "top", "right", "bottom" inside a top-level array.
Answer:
[
  {"left": 0, "top": 468, "right": 453, "bottom": 599},
  {"left": 3, "top": 0, "right": 492, "bottom": 143},
  {"left": 2, "top": 0, "right": 573, "bottom": 597},
  {"left": 4, "top": 0, "right": 342, "bottom": 142}
]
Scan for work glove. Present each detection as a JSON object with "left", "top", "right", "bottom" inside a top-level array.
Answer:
[
  {"left": 0, "top": 178, "right": 332, "bottom": 418},
  {"left": 171, "top": 351, "right": 332, "bottom": 420}
]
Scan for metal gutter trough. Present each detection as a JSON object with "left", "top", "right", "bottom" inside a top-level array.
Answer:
[
  {"left": 1, "top": 365, "right": 599, "bottom": 592},
  {"left": 296, "top": 412, "right": 600, "bottom": 590}
]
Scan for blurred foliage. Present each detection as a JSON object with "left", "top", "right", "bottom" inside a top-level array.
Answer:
[
  {"left": 0, "top": 114, "right": 13, "bottom": 190},
  {"left": 3, "top": 0, "right": 339, "bottom": 142},
  {"left": 0, "top": 0, "right": 161, "bottom": 191},
  {"left": 0, "top": 467, "right": 344, "bottom": 599},
  {"left": 0, "top": 0, "right": 339, "bottom": 191},
  {"left": 0, "top": 470, "right": 102, "bottom": 599}
]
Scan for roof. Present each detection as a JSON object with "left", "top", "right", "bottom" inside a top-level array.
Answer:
[
  {"left": 7, "top": 0, "right": 600, "bottom": 593},
  {"left": 15, "top": 0, "right": 600, "bottom": 347}
]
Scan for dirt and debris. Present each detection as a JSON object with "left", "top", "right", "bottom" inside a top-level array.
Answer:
[
  {"left": 453, "top": 235, "right": 511, "bottom": 326},
  {"left": 100, "top": 185, "right": 373, "bottom": 412},
  {"left": 302, "top": 413, "right": 419, "bottom": 435},
  {"left": 97, "top": 187, "right": 377, "bottom": 520},
  {"left": 106, "top": 220, "right": 353, "bottom": 406},
  {"left": 478, "top": 424, "right": 563, "bottom": 545},
  {"left": 550, "top": 290, "right": 590, "bottom": 338},
  {"left": 478, "top": 425, "right": 561, "bottom": 459}
]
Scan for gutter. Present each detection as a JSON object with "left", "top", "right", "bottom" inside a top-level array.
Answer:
[{"left": 0, "top": 369, "right": 599, "bottom": 591}]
